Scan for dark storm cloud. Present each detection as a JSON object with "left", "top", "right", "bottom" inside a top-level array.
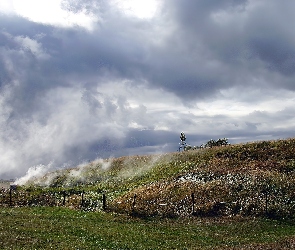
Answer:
[
  {"left": 0, "top": 17, "right": 61, "bottom": 117},
  {"left": 0, "top": 13, "right": 148, "bottom": 94},
  {"left": 146, "top": 0, "right": 295, "bottom": 97},
  {"left": 2, "top": 0, "right": 295, "bottom": 101},
  {"left": 246, "top": 4, "right": 295, "bottom": 79},
  {"left": 11, "top": 0, "right": 222, "bottom": 100},
  {"left": 134, "top": 0, "right": 249, "bottom": 98}
]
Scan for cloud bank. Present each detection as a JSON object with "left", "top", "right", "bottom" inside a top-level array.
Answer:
[{"left": 1, "top": 0, "right": 295, "bottom": 179}]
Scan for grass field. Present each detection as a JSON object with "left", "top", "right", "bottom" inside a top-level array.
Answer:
[
  {"left": 1, "top": 206, "right": 295, "bottom": 249},
  {"left": 2, "top": 138, "right": 295, "bottom": 248}
]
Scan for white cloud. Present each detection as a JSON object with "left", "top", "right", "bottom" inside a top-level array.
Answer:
[
  {"left": 0, "top": 0, "right": 98, "bottom": 30},
  {"left": 111, "top": 0, "right": 162, "bottom": 19},
  {"left": 0, "top": 0, "right": 14, "bottom": 13},
  {"left": 14, "top": 35, "right": 50, "bottom": 60}
]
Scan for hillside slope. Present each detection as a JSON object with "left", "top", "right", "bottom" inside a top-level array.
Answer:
[{"left": 20, "top": 138, "right": 295, "bottom": 218}]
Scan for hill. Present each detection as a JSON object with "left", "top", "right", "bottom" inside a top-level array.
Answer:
[{"left": 14, "top": 138, "right": 295, "bottom": 218}]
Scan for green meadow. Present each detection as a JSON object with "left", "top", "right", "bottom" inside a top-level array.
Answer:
[{"left": 1, "top": 207, "right": 295, "bottom": 249}]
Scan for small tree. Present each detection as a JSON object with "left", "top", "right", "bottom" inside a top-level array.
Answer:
[
  {"left": 205, "top": 138, "right": 229, "bottom": 148},
  {"left": 205, "top": 139, "right": 216, "bottom": 148},
  {"left": 178, "top": 132, "right": 187, "bottom": 152}
]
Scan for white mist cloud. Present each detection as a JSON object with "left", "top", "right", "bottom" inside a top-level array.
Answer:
[
  {"left": 92, "top": 158, "right": 112, "bottom": 170},
  {"left": 0, "top": 80, "right": 171, "bottom": 178},
  {"left": 118, "top": 154, "right": 163, "bottom": 180},
  {"left": 14, "top": 163, "right": 54, "bottom": 185}
]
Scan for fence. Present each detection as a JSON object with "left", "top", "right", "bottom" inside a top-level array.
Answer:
[
  {"left": 0, "top": 187, "right": 293, "bottom": 219},
  {"left": 0, "top": 188, "right": 107, "bottom": 211}
]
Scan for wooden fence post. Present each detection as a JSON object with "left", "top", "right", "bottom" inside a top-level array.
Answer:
[
  {"left": 81, "top": 190, "right": 85, "bottom": 208},
  {"left": 62, "top": 191, "right": 66, "bottom": 206},
  {"left": 9, "top": 185, "right": 18, "bottom": 207},
  {"left": 102, "top": 193, "right": 106, "bottom": 210}
]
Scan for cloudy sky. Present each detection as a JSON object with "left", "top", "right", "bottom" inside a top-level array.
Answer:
[{"left": 1, "top": 0, "right": 295, "bottom": 179}]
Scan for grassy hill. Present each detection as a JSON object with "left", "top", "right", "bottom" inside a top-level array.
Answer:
[
  {"left": 17, "top": 137, "right": 295, "bottom": 219},
  {"left": 2, "top": 138, "right": 295, "bottom": 249}
]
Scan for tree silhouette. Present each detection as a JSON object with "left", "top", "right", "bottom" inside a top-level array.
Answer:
[{"left": 179, "top": 132, "right": 187, "bottom": 151}]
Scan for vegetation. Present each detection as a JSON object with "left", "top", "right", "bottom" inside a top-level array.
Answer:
[
  {"left": 1, "top": 207, "right": 295, "bottom": 249},
  {"left": 179, "top": 132, "right": 230, "bottom": 151},
  {"left": 2, "top": 138, "right": 295, "bottom": 248},
  {"left": 8, "top": 137, "right": 294, "bottom": 219},
  {"left": 203, "top": 138, "right": 230, "bottom": 148}
]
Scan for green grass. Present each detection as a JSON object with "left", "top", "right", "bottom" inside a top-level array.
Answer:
[{"left": 1, "top": 206, "right": 295, "bottom": 249}]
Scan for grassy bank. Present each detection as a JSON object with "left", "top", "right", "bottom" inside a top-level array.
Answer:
[
  {"left": 1, "top": 207, "right": 295, "bottom": 249},
  {"left": 8, "top": 138, "right": 295, "bottom": 219}
]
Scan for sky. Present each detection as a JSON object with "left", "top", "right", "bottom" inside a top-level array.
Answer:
[{"left": 1, "top": 0, "right": 295, "bottom": 179}]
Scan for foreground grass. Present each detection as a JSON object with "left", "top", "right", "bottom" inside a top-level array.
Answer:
[{"left": 1, "top": 207, "right": 295, "bottom": 249}]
